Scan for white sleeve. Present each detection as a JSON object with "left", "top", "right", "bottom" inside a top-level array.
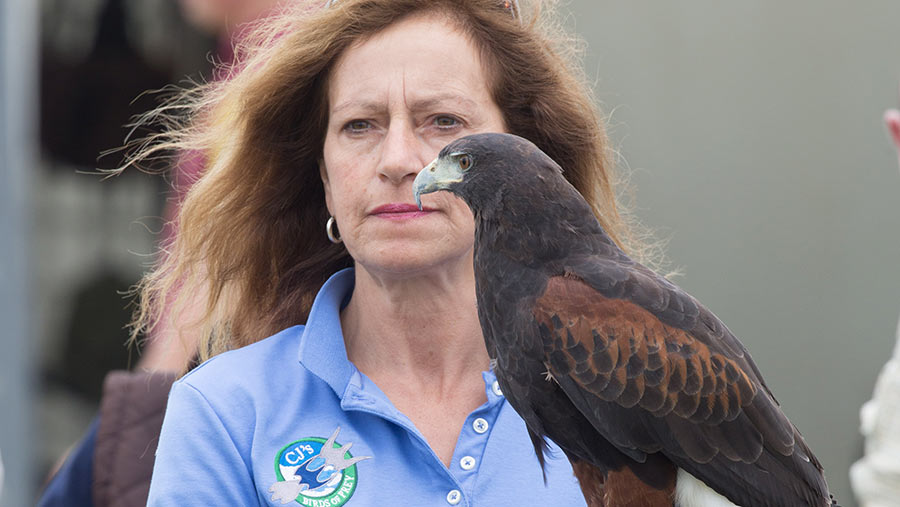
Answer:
[{"left": 850, "top": 319, "right": 900, "bottom": 507}]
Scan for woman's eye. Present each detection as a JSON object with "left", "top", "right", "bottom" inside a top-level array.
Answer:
[
  {"left": 434, "top": 115, "right": 460, "bottom": 128},
  {"left": 344, "top": 120, "right": 371, "bottom": 133}
]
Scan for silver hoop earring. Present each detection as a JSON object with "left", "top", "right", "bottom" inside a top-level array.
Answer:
[{"left": 326, "top": 216, "right": 342, "bottom": 244}]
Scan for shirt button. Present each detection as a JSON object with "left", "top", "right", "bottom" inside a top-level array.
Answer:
[
  {"left": 492, "top": 380, "right": 503, "bottom": 397},
  {"left": 460, "top": 456, "right": 476, "bottom": 470},
  {"left": 446, "top": 489, "right": 462, "bottom": 505},
  {"left": 472, "top": 417, "right": 489, "bottom": 434}
]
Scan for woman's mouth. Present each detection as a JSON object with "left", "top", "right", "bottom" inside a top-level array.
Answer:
[{"left": 370, "top": 203, "right": 435, "bottom": 220}]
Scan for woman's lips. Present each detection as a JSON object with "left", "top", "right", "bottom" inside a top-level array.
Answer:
[{"left": 371, "top": 203, "right": 435, "bottom": 220}]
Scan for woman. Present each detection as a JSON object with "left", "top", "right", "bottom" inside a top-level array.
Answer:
[{"left": 140, "top": 0, "right": 651, "bottom": 504}]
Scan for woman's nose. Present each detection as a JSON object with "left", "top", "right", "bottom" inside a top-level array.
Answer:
[{"left": 377, "top": 121, "right": 426, "bottom": 185}]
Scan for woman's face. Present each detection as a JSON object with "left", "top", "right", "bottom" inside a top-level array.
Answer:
[{"left": 321, "top": 13, "right": 506, "bottom": 277}]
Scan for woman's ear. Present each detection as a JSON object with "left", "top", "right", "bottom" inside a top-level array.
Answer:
[{"left": 319, "top": 158, "right": 333, "bottom": 214}]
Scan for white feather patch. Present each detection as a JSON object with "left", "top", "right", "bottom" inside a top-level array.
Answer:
[{"left": 674, "top": 468, "right": 741, "bottom": 507}]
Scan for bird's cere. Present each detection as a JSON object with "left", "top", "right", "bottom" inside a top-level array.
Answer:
[{"left": 413, "top": 156, "right": 464, "bottom": 210}]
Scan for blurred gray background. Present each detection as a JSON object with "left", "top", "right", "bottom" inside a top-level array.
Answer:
[{"left": 3, "top": 0, "right": 900, "bottom": 505}]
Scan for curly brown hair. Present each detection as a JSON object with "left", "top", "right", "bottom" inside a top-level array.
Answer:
[{"left": 124, "top": 0, "right": 654, "bottom": 365}]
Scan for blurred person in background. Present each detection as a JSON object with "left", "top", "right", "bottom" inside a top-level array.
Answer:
[
  {"left": 142, "top": 0, "right": 288, "bottom": 372},
  {"left": 849, "top": 106, "right": 900, "bottom": 507},
  {"left": 36, "top": 1, "right": 284, "bottom": 505}
]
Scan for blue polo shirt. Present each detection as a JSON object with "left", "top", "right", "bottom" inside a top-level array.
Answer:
[{"left": 147, "top": 268, "right": 587, "bottom": 506}]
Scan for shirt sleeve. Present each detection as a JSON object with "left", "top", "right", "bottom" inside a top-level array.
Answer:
[{"left": 147, "top": 381, "right": 258, "bottom": 506}]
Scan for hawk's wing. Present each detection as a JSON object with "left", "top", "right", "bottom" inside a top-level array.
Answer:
[{"left": 531, "top": 258, "right": 829, "bottom": 507}]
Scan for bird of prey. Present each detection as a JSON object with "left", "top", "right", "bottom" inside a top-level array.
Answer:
[{"left": 412, "top": 133, "right": 837, "bottom": 507}]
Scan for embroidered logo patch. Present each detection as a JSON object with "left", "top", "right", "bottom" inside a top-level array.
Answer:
[{"left": 269, "top": 427, "right": 371, "bottom": 506}]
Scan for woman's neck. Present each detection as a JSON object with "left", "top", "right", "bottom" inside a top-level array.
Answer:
[{"left": 341, "top": 261, "right": 491, "bottom": 396}]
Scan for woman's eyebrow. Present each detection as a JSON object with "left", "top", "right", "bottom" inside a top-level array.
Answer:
[
  {"left": 331, "top": 93, "right": 479, "bottom": 117},
  {"left": 408, "top": 93, "right": 479, "bottom": 113},
  {"left": 331, "top": 99, "right": 382, "bottom": 117}
]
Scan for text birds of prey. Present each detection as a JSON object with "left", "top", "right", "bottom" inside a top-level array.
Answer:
[{"left": 412, "top": 133, "right": 838, "bottom": 507}]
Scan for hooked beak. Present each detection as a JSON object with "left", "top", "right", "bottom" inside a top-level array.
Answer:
[{"left": 413, "top": 156, "right": 464, "bottom": 210}]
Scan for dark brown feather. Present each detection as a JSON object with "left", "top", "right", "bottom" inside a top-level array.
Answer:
[
  {"left": 571, "top": 460, "right": 606, "bottom": 507},
  {"left": 533, "top": 275, "right": 757, "bottom": 427},
  {"left": 572, "top": 457, "right": 677, "bottom": 507}
]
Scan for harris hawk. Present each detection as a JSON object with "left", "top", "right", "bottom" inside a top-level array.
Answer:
[{"left": 412, "top": 133, "right": 837, "bottom": 507}]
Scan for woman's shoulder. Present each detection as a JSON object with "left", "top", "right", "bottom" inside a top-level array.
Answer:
[{"left": 177, "top": 324, "right": 306, "bottom": 395}]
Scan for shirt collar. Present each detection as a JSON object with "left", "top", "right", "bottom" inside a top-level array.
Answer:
[
  {"left": 297, "top": 267, "right": 506, "bottom": 409},
  {"left": 297, "top": 267, "right": 356, "bottom": 399}
]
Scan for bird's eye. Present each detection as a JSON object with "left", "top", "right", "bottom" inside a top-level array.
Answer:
[{"left": 458, "top": 154, "right": 472, "bottom": 171}]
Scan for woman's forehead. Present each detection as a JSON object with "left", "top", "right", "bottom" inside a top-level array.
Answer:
[
  {"left": 326, "top": 14, "right": 493, "bottom": 113},
  {"left": 332, "top": 13, "right": 478, "bottom": 73}
]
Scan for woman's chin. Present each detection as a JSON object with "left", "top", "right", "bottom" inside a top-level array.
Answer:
[{"left": 353, "top": 243, "right": 473, "bottom": 280}]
